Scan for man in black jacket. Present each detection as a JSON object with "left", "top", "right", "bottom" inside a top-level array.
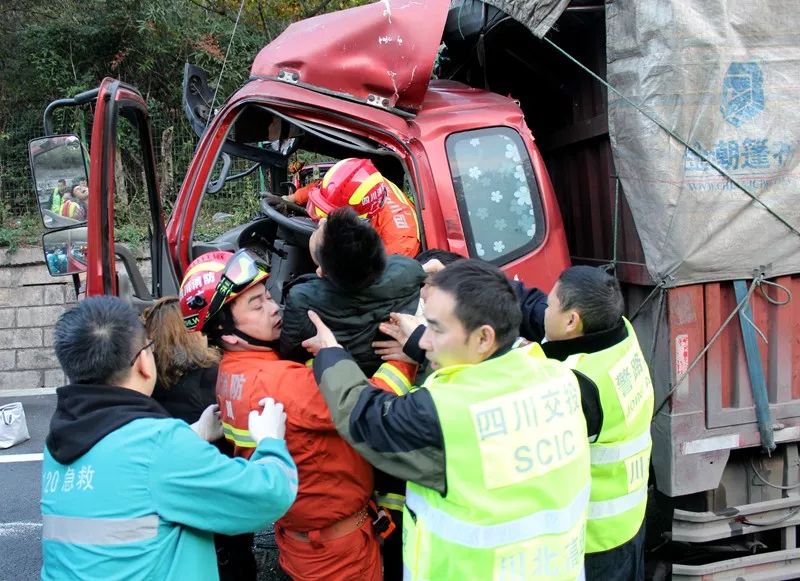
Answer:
[{"left": 279, "top": 207, "right": 425, "bottom": 377}]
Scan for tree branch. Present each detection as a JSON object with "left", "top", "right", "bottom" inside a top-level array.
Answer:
[{"left": 304, "top": 0, "right": 336, "bottom": 19}]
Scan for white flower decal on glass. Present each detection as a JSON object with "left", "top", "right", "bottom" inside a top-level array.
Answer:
[
  {"left": 514, "top": 188, "right": 532, "bottom": 206},
  {"left": 494, "top": 218, "right": 507, "bottom": 231},
  {"left": 475, "top": 243, "right": 485, "bottom": 257},
  {"left": 470, "top": 138, "right": 481, "bottom": 147},
  {"left": 476, "top": 207, "right": 489, "bottom": 219},
  {"left": 468, "top": 166, "right": 482, "bottom": 180},
  {"left": 514, "top": 165, "right": 526, "bottom": 182},
  {"left": 493, "top": 240, "right": 506, "bottom": 254},
  {"left": 505, "top": 143, "right": 521, "bottom": 163},
  {"left": 490, "top": 191, "right": 503, "bottom": 203},
  {"left": 527, "top": 226, "right": 535, "bottom": 238}
]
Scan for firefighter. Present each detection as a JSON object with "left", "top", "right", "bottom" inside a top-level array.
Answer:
[
  {"left": 303, "top": 259, "right": 598, "bottom": 580},
  {"left": 286, "top": 158, "right": 420, "bottom": 258},
  {"left": 179, "top": 249, "right": 417, "bottom": 581}
]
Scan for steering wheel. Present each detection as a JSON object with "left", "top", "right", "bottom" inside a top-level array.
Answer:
[
  {"left": 259, "top": 195, "right": 317, "bottom": 238},
  {"left": 261, "top": 191, "right": 308, "bottom": 216}
]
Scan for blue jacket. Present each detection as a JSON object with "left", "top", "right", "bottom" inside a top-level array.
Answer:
[{"left": 41, "top": 385, "right": 297, "bottom": 581}]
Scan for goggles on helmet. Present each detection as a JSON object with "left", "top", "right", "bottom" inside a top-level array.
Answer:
[{"left": 203, "top": 249, "right": 269, "bottom": 328}]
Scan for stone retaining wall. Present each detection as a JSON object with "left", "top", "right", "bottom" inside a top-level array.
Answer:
[{"left": 0, "top": 246, "right": 151, "bottom": 391}]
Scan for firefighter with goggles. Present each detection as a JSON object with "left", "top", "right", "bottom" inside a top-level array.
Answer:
[{"left": 179, "top": 248, "right": 417, "bottom": 581}]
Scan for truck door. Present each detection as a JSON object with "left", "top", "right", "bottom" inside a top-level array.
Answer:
[{"left": 86, "top": 78, "right": 178, "bottom": 304}]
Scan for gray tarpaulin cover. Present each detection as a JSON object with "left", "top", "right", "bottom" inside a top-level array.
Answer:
[
  {"left": 605, "top": 1, "right": 800, "bottom": 285},
  {"left": 479, "top": 0, "right": 570, "bottom": 38}
]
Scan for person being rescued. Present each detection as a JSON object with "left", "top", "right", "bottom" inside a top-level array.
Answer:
[
  {"left": 279, "top": 206, "right": 425, "bottom": 376},
  {"left": 285, "top": 157, "right": 420, "bottom": 258}
]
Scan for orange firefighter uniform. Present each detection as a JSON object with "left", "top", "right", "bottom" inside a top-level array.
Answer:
[
  {"left": 216, "top": 349, "right": 415, "bottom": 581},
  {"left": 293, "top": 180, "right": 420, "bottom": 258}
]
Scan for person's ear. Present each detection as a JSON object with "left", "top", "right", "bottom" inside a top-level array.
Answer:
[
  {"left": 316, "top": 265, "right": 324, "bottom": 278},
  {"left": 220, "top": 334, "right": 240, "bottom": 347},
  {"left": 474, "top": 324, "right": 497, "bottom": 357},
  {"left": 133, "top": 351, "right": 155, "bottom": 382},
  {"left": 566, "top": 309, "right": 583, "bottom": 336}
]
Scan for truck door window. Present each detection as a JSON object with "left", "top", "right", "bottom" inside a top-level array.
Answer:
[
  {"left": 446, "top": 127, "right": 545, "bottom": 264},
  {"left": 114, "top": 114, "right": 157, "bottom": 294}
]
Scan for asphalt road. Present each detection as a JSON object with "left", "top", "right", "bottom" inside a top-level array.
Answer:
[{"left": 0, "top": 391, "right": 57, "bottom": 581}]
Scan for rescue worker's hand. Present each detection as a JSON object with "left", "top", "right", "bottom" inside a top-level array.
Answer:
[
  {"left": 249, "top": 397, "right": 287, "bottom": 442},
  {"left": 302, "top": 310, "right": 341, "bottom": 355},
  {"left": 372, "top": 339, "right": 415, "bottom": 364},
  {"left": 379, "top": 312, "right": 423, "bottom": 347},
  {"left": 282, "top": 194, "right": 297, "bottom": 204},
  {"left": 421, "top": 259, "right": 446, "bottom": 275},
  {"left": 190, "top": 404, "right": 223, "bottom": 442}
]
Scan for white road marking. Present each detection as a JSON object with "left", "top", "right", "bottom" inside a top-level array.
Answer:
[
  {"left": 0, "top": 388, "right": 58, "bottom": 397},
  {"left": 0, "top": 522, "right": 42, "bottom": 537},
  {"left": 0, "top": 453, "right": 43, "bottom": 463}
]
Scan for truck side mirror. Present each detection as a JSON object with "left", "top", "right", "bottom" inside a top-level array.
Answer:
[
  {"left": 42, "top": 228, "right": 87, "bottom": 277},
  {"left": 29, "top": 135, "right": 89, "bottom": 229}
]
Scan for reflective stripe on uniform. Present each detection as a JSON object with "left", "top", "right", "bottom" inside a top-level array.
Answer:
[
  {"left": 590, "top": 429, "right": 651, "bottom": 465},
  {"left": 388, "top": 181, "right": 421, "bottom": 239},
  {"left": 374, "top": 362, "right": 412, "bottom": 395},
  {"left": 375, "top": 492, "right": 405, "bottom": 512},
  {"left": 405, "top": 485, "right": 590, "bottom": 550},
  {"left": 42, "top": 514, "right": 159, "bottom": 545},
  {"left": 222, "top": 422, "right": 257, "bottom": 448},
  {"left": 588, "top": 485, "right": 647, "bottom": 520}
]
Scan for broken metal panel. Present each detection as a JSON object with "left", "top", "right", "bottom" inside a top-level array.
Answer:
[
  {"left": 251, "top": 0, "right": 451, "bottom": 112},
  {"left": 606, "top": 0, "right": 800, "bottom": 285}
]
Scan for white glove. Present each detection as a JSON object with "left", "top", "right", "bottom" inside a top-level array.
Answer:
[
  {"left": 190, "top": 404, "right": 223, "bottom": 442},
  {"left": 248, "top": 398, "right": 287, "bottom": 443}
]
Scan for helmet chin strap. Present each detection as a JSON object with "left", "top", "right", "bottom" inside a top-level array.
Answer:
[
  {"left": 231, "top": 328, "right": 280, "bottom": 350},
  {"left": 210, "top": 308, "right": 280, "bottom": 350}
]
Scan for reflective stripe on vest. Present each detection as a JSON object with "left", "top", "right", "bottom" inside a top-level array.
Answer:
[
  {"left": 222, "top": 422, "right": 256, "bottom": 448},
  {"left": 402, "top": 562, "right": 588, "bottom": 581},
  {"left": 42, "top": 514, "right": 159, "bottom": 545},
  {"left": 588, "top": 486, "right": 648, "bottom": 520},
  {"left": 375, "top": 492, "right": 405, "bottom": 512},
  {"left": 405, "top": 484, "right": 590, "bottom": 550},
  {"left": 374, "top": 362, "right": 411, "bottom": 395},
  {"left": 590, "top": 428, "right": 651, "bottom": 465}
]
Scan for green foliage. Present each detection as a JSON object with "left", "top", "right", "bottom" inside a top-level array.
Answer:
[{"left": 0, "top": 0, "right": 370, "bottom": 254}]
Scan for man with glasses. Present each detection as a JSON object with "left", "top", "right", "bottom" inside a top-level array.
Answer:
[
  {"left": 179, "top": 249, "right": 417, "bottom": 581},
  {"left": 42, "top": 295, "right": 298, "bottom": 581}
]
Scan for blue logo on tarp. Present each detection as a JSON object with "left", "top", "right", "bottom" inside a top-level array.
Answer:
[{"left": 721, "top": 62, "right": 764, "bottom": 127}]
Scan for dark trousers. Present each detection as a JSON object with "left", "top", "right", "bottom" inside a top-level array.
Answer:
[
  {"left": 381, "top": 508, "right": 404, "bottom": 581},
  {"left": 585, "top": 522, "right": 646, "bottom": 581},
  {"left": 215, "top": 532, "right": 257, "bottom": 581}
]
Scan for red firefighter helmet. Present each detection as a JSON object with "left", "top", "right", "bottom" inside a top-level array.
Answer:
[
  {"left": 179, "top": 249, "right": 269, "bottom": 333},
  {"left": 306, "top": 158, "right": 389, "bottom": 221}
]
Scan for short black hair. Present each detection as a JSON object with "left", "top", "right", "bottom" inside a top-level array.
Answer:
[
  {"left": 317, "top": 207, "right": 387, "bottom": 291},
  {"left": 556, "top": 266, "right": 624, "bottom": 334},
  {"left": 53, "top": 296, "right": 147, "bottom": 385},
  {"left": 415, "top": 249, "right": 464, "bottom": 267},
  {"left": 429, "top": 259, "right": 521, "bottom": 348}
]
